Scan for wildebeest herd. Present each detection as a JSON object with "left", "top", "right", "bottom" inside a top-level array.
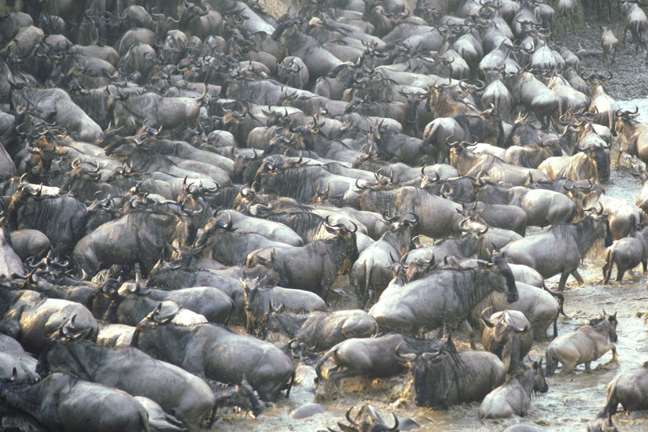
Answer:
[{"left": 0, "top": 0, "right": 648, "bottom": 430}]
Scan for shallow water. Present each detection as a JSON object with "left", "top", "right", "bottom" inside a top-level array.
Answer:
[{"left": 213, "top": 103, "right": 648, "bottom": 432}]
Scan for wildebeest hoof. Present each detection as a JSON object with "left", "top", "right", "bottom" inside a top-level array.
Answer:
[{"left": 265, "top": 401, "right": 277, "bottom": 408}]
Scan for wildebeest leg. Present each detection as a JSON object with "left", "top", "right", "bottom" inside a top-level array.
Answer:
[
  {"left": 608, "top": 346, "right": 618, "bottom": 363},
  {"left": 571, "top": 270, "right": 584, "bottom": 284},
  {"left": 556, "top": 346, "right": 580, "bottom": 375},
  {"left": 329, "top": 367, "right": 363, "bottom": 383},
  {"left": 558, "top": 270, "right": 571, "bottom": 291},
  {"left": 462, "top": 319, "right": 477, "bottom": 350},
  {"left": 584, "top": 361, "right": 592, "bottom": 373},
  {"left": 602, "top": 260, "right": 611, "bottom": 284},
  {"left": 616, "top": 264, "right": 627, "bottom": 281}
]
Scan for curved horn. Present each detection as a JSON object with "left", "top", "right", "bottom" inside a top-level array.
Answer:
[{"left": 481, "top": 307, "right": 495, "bottom": 328}]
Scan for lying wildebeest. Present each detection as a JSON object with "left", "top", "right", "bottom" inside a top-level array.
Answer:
[
  {"left": 546, "top": 312, "right": 618, "bottom": 376},
  {"left": 132, "top": 310, "right": 295, "bottom": 402},
  {"left": 481, "top": 309, "right": 533, "bottom": 372},
  {"left": 478, "top": 360, "right": 548, "bottom": 419},
  {"left": 0, "top": 289, "right": 98, "bottom": 354},
  {"left": 258, "top": 303, "right": 378, "bottom": 352},
  {"left": 0, "top": 372, "right": 150, "bottom": 432},
  {"left": 397, "top": 335, "right": 506, "bottom": 408},
  {"left": 597, "top": 361, "right": 648, "bottom": 425},
  {"left": 36, "top": 338, "right": 220, "bottom": 432},
  {"left": 314, "top": 333, "right": 441, "bottom": 384},
  {"left": 602, "top": 228, "right": 648, "bottom": 283},
  {"left": 501, "top": 208, "right": 612, "bottom": 291}
]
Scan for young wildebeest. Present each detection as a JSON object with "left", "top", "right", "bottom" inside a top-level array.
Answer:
[
  {"left": 602, "top": 229, "right": 648, "bottom": 283},
  {"left": 478, "top": 360, "right": 548, "bottom": 419},
  {"left": 481, "top": 309, "right": 533, "bottom": 372},
  {"left": 546, "top": 312, "right": 618, "bottom": 376},
  {"left": 597, "top": 361, "right": 648, "bottom": 425},
  {"left": 601, "top": 26, "right": 619, "bottom": 65}
]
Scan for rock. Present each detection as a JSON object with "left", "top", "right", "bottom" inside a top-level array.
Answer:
[{"left": 290, "top": 403, "right": 326, "bottom": 419}]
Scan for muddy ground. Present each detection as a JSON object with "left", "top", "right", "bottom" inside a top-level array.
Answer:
[
  {"left": 553, "top": 1, "right": 648, "bottom": 100},
  {"left": 212, "top": 3, "right": 648, "bottom": 432}
]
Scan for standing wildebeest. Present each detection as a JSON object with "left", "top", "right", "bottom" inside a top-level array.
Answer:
[
  {"left": 615, "top": 107, "right": 648, "bottom": 165},
  {"left": 597, "top": 362, "right": 648, "bottom": 425},
  {"left": 602, "top": 228, "right": 648, "bottom": 283},
  {"left": 132, "top": 314, "right": 295, "bottom": 402},
  {"left": 0, "top": 373, "right": 150, "bottom": 432},
  {"left": 501, "top": 209, "right": 612, "bottom": 291},
  {"left": 397, "top": 336, "right": 506, "bottom": 408},
  {"left": 245, "top": 218, "right": 358, "bottom": 300},
  {"left": 36, "top": 339, "right": 219, "bottom": 432},
  {"left": 478, "top": 360, "right": 548, "bottom": 419},
  {"left": 242, "top": 277, "right": 327, "bottom": 336},
  {"left": 350, "top": 213, "right": 417, "bottom": 308},
  {"left": 481, "top": 309, "right": 533, "bottom": 372},
  {"left": 546, "top": 312, "right": 618, "bottom": 376},
  {"left": 369, "top": 255, "right": 519, "bottom": 346},
  {"left": 72, "top": 204, "right": 193, "bottom": 278},
  {"left": 601, "top": 26, "right": 619, "bottom": 65}
]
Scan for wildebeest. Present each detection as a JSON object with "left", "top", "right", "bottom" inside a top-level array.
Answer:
[
  {"left": 314, "top": 333, "right": 440, "bottom": 384},
  {"left": 501, "top": 209, "right": 612, "bottom": 291},
  {"left": 369, "top": 255, "right": 518, "bottom": 346},
  {"left": 246, "top": 218, "right": 358, "bottom": 300},
  {"left": 481, "top": 309, "right": 533, "bottom": 372},
  {"left": 597, "top": 362, "right": 648, "bottom": 425},
  {"left": 478, "top": 360, "right": 548, "bottom": 419},
  {"left": 36, "top": 339, "right": 219, "bottom": 432},
  {"left": 602, "top": 229, "right": 648, "bottom": 283},
  {"left": 132, "top": 313, "right": 295, "bottom": 402},
  {"left": 397, "top": 335, "right": 506, "bottom": 408},
  {"left": 350, "top": 212, "right": 417, "bottom": 307},
  {"left": 259, "top": 303, "right": 378, "bottom": 352},
  {"left": 243, "top": 277, "right": 327, "bottom": 336},
  {"left": 546, "top": 312, "right": 618, "bottom": 376},
  {"left": 0, "top": 289, "right": 98, "bottom": 354},
  {"left": 0, "top": 372, "right": 150, "bottom": 432}
]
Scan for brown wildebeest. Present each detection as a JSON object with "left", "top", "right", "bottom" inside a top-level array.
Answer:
[{"left": 545, "top": 311, "right": 618, "bottom": 376}]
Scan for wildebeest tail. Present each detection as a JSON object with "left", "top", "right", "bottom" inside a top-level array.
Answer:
[{"left": 314, "top": 345, "right": 338, "bottom": 384}]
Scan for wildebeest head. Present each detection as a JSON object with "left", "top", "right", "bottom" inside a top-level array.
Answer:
[
  {"left": 395, "top": 334, "right": 463, "bottom": 407},
  {"left": 590, "top": 310, "right": 618, "bottom": 343},
  {"left": 334, "top": 404, "right": 400, "bottom": 432},
  {"left": 481, "top": 308, "right": 529, "bottom": 368},
  {"left": 401, "top": 250, "right": 438, "bottom": 283},
  {"left": 324, "top": 216, "right": 359, "bottom": 275},
  {"left": 481, "top": 254, "right": 518, "bottom": 303}
]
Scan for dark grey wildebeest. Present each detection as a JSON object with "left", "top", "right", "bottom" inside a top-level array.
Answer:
[{"left": 602, "top": 229, "right": 648, "bottom": 284}]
